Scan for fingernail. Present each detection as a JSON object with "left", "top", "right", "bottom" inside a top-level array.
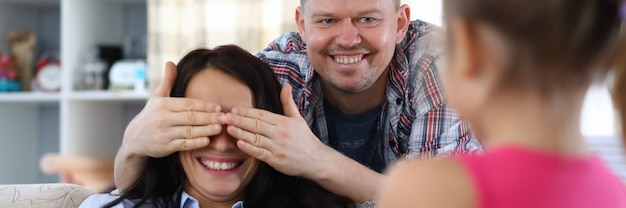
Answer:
[
  {"left": 231, "top": 107, "right": 238, "bottom": 115},
  {"left": 229, "top": 126, "right": 240, "bottom": 134},
  {"left": 217, "top": 114, "right": 224, "bottom": 123},
  {"left": 227, "top": 114, "right": 234, "bottom": 123}
]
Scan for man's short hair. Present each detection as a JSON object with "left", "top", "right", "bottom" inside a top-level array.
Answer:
[{"left": 300, "top": 0, "right": 401, "bottom": 11}]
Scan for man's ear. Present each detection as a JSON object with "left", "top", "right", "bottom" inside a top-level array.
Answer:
[
  {"left": 395, "top": 4, "right": 411, "bottom": 44},
  {"left": 295, "top": 6, "right": 306, "bottom": 42}
]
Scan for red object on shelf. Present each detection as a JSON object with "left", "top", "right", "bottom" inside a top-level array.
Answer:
[
  {"left": 34, "top": 52, "right": 62, "bottom": 92},
  {"left": 0, "top": 54, "right": 18, "bottom": 80}
]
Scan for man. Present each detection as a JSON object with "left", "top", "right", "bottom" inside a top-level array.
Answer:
[{"left": 115, "top": 0, "right": 481, "bottom": 205}]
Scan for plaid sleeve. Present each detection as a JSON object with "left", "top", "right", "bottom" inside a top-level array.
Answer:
[
  {"left": 402, "top": 44, "right": 483, "bottom": 159},
  {"left": 404, "top": 104, "right": 483, "bottom": 159}
]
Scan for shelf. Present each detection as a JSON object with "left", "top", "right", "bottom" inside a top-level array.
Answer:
[
  {"left": 0, "top": 0, "right": 148, "bottom": 184},
  {"left": 0, "top": 92, "right": 60, "bottom": 103},
  {"left": 0, "top": 91, "right": 149, "bottom": 102},
  {"left": 67, "top": 90, "right": 149, "bottom": 101},
  {"left": 0, "top": 0, "right": 144, "bottom": 6},
  {"left": 0, "top": 0, "right": 59, "bottom": 7}
]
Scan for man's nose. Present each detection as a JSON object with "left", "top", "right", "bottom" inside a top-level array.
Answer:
[{"left": 335, "top": 20, "right": 361, "bottom": 48}]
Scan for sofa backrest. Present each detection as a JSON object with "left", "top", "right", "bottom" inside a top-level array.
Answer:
[{"left": 0, "top": 183, "right": 94, "bottom": 208}]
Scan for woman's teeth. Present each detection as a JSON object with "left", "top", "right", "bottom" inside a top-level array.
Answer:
[{"left": 200, "top": 160, "right": 240, "bottom": 171}]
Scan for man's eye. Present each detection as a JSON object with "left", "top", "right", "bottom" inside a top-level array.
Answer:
[
  {"left": 321, "top": 19, "right": 335, "bottom": 24},
  {"left": 359, "top": 17, "right": 375, "bottom": 23}
]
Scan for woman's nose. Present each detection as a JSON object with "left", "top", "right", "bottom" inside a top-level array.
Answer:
[{"left": 209, "top": 125, "right": 237, "bottom": 152}]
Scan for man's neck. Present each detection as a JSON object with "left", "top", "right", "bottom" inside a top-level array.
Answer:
[{"left": 322, "top": 71, "right": 388, "bottom": 116}]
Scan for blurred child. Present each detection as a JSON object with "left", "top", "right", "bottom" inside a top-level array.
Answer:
[{"left": 378, "top": 0, "right": 626, "bottom": 207}]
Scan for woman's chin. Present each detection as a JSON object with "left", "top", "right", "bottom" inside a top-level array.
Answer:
[{"left": 203, "top": 182, "right": 242, "bottom": 197}]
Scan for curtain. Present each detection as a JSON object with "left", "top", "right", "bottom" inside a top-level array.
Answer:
[
  {"left": 145, "top": 0, "right": 445, "bottom": 90},
  {"left": 146, "top": 0, "right": 298, "bottom": 90}
]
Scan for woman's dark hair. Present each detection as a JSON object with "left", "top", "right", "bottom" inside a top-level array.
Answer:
[{"left": 104, "top": 45, "right": 354, "bottom": 208}]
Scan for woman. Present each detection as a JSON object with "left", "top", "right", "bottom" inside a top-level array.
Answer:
[
  {"left": 378, "top": 0, "right": 626, "bottom": 207},
  {"left": 80, "top": 45, "right": 354, "bottom": 208}
]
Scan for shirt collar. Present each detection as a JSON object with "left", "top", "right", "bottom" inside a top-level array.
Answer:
[{"left": 180, "top": 191, "right": 244, "bottom": 208}]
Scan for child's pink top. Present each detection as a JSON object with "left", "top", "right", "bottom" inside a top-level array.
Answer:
[{"left": 458, "top": 146, "right": 626, "bottom": 208}]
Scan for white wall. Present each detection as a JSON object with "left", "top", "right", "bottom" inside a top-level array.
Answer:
[
  {"left": 581, "top": 84, "right": 624, "bottom": 180},
  {"left": 0, "top": 104, "right": 40, "bottom": 184},
  {"left": 404, "top": 0, "right": 443, "bottom": 26}
]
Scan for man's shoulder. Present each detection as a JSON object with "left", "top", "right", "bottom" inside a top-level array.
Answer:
[
  {"left": 407, "top": 19, "right": 445, "bottom": 39},
  {"left": 256, "top": 32, "right": 309, "bottom": 73},
  {"left": 393, "top": 19, "right": 447, "bottom": 114},
  {"left": 398, "top": 19, "right": 446, "bottom": 82},
  {"left": 255, "top": 32, "right": 313, "bottom": 88},
  {"left": 402, "top": 19, "right": 445, "bottom": 56},
  {"left": 259, "top": 32, "right": 307, "bottom": 54}
]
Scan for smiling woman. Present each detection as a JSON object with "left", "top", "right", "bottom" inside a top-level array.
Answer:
[{"left": 78, "top": 45, "right": 354, "bottom": 208}]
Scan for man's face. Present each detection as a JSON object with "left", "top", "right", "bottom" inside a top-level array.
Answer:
[{"left": 296, "top": 0, "right": 408, "bottom": 93}]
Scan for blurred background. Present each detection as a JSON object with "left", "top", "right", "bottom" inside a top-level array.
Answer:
[{"left": 0, "top": 0, "right": 620, "bottom": 192}]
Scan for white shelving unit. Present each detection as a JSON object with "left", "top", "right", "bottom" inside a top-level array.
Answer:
[
  {"left": 0, "top": 0, "right": 147, "bottom": 184},
  {"left": 0, "top": 92, "right": 60, "bottom": 102}
]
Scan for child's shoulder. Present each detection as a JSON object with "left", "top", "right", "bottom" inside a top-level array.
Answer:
[{"left": 378, "top": 158, "right": 476, "bottom": 208}]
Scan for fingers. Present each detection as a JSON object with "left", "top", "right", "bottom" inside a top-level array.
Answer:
[
  {"left": 153, "top": 61, "right": 178, "bottom": 97},
  {"left": 224, "top": 111, "right": 275, "bottom": 137},
  {"left": 163, "top": 124, "right": 223, "bottom": 140},
  {"left": 227, "top": 126, "right": 273, "bottom": 149},
  {"left": 229, "top": 106, "right": 277, "bottom": 122},
  {"left": 280, "top": 84, "right": 301, "bottom": 118},
  {"left": 237, "top": 140, "right": 271, "bottom": 161},
  {"left": 167, "top": 137, "right": 210, "bottom": 152},
  {"left": 163, "top": 98, "right": 221, "bottom": 113},
  {"left": 166, "top": 110, "right": 224, "bottom": 126},
  {"left": 230, "top": 125, "right": 273, "bottom": 161}
]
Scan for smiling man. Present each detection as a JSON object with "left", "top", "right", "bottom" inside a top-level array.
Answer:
[{"left": 115, "top": 0, "right": 482, "bottom": 206}]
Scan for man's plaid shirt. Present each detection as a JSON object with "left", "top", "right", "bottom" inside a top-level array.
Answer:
[{"left": 257, "top": 19, "right": 482, "bottom": 166}]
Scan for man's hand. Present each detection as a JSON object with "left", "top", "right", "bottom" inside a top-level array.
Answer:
[
  {"left": 224, "top": 84, "right": 329, "bottom": 178},
  {"left": 115, "top": 61, "right": 225, "bottom": 190},
  {"left": 122, "top": 61, "right": 225, "bottom": 158},
  {"left": 225, "top": 84, "right": 383, "bottom": 202}
]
